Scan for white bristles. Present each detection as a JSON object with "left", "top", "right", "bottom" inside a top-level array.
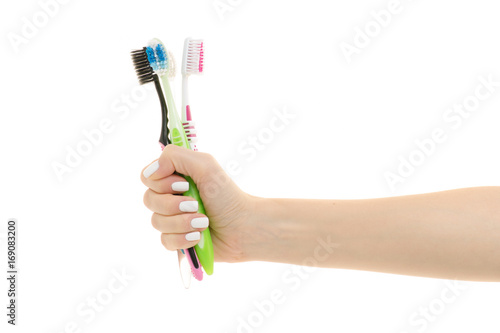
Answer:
[
  {"left": 182, "top": 38, "right": 204, "bottom": 75},
  {"left": 167, "top": 50, "right": 176, "bottom": 79}
]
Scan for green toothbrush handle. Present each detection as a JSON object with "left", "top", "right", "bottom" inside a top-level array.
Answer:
[
  {"left": 183, "top": 175, "right": 214, "bottom": 275},
  {"left": 162, "top": 74, "right": 214, "bottom": 275}
]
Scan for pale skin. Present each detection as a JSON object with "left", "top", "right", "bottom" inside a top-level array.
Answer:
[{"left": 141, "top": 145, "right": 500, "bottom": 282}]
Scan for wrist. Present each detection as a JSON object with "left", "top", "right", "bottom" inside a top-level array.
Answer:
[{"left": 239, "top": 196, "right": 312, "bottom": 263}]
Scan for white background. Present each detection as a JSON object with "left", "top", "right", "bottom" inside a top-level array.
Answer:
[{"left": 1, "top": 0, "right": 500, "bottom": 332}]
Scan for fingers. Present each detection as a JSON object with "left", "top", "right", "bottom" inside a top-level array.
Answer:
[
  {"left": 142, "top": 173, "right": 190, "bottom": 194},
  {"left": 146, "top": 191, "right": 209, "bottom": 251},
  {"left": 141, "top": 145, "right": 222, "bottom": 252},
  {"left": 155, "top": 213, "right": 209, "bottom": 251},
  {"left": 160, "top": 232, "right": 202, "bottom": 251},
  {"left": 143, "top": 189, "right": 199, "bottom": 215},
  {"left": 151, "top": 213, "right": 209, "bottom": 233}
]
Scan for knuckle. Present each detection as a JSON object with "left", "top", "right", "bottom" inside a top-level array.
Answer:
[
  {"left": 163, "top": 195, "right": 176, "bottom": 214},
  {"left": 163, "top": 144, "right": 179, "bottom": 159},
  {"left": 151, "top": 214, "right": 159, "bottom": 230},
  {"left": 196, "top": 153, "right": 218, "bottom": 181},
  {"left": 143, "top": 190, "right": 150, "bottom": 208},
  {"left": 163, "top": 144, "right": 176, "bottom": 153},
  {"left": 199, "top": 152, "right": 217, "bottom": 166}
]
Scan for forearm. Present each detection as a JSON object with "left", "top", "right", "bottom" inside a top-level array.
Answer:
[{"left": 242, "top": 187, "right": 500, "bottom": 281}]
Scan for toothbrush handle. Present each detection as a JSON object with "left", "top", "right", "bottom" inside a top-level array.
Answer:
[
  {"left": 161, "top": 143, "right": 204, "bottom": 280},
  {"left": 183, "top": 105, "right": 198, "bottom": 151},
  {"left": 183, "top": 176, "right": 214, "bottom": 275}
]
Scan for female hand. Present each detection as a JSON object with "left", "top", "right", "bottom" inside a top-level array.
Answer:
[{"left": 141, "top": 145, "right": 253, "bottom": 263}]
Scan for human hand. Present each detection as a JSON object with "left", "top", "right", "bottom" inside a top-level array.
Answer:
[{"left": 141, "top": 145, "right": 253, "bottom": 263}]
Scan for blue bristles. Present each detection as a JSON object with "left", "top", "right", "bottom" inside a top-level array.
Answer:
[
  {"left": 146, "top": 39, "right": 172, "bottom": 76},
  {"left": 145, "top": 46, "right": 158, "bottom": 71},
  {"left": 156, "top": 45, "right": 165, "bottom": 61},
  {"left": 154, "top": 43, "right": 168, "bottom": 71}
]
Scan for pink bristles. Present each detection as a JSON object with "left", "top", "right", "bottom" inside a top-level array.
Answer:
[
  {"left": 185, "top": 40, "right": 204, "bottom": 74},
  {"left": 199, "top": 42, "right": 204, "bottom": 73}
]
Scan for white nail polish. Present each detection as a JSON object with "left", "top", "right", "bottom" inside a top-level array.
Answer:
[
  {"left": 172, "top": 182, "right": 189, "bottom": 192},
  {"left": 179, "top": 201, "right": 198, "bottom": 212},
  {"left": 191, "top": 217, "right": 209, "bottom": 229},
  {"left": 185, "top": 231, "right": 200, "bottom": 241},
  {"left": 143, "top": 161, "right": 159, "bottom": 178}
]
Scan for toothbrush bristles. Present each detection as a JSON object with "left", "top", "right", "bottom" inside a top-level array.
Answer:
[
  {"left": 131, "top": 48, "right": 154, "bottom": 85},
  {"left": 184, "top": 39, "right": 204, "bottom": 74},
  {"left": 146, "top": 39, "right": 173, "bottom": 77}
]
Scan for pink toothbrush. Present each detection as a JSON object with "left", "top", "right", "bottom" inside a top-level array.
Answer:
[{"left": 182, "top": 38, "right": 204, "bottom": 152}]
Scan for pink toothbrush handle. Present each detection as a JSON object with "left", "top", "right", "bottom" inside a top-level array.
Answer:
[
  {"left": 183, "top": 105, "right": 198, "bottom": 151},
  {"left": 183, "top": 249, "right": 203, "bottom": 281}
]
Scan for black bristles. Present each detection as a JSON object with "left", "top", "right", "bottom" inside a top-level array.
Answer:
[{"left": 131, "top": 48, "right": 154, "bottom": 85}]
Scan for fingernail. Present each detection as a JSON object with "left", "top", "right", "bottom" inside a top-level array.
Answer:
[
  {"left": 143, "top": 161, "right": 159, "bottom": 178},
  {"left": 172, "top": 181, "right": 189, "bottom": 192},
  {"left": 191, "top": 217, "right": 209, "bottom": 229},
  {"left": 179, "top": 201, "right": 198, "bottom": 212},
  {"left": 185, "top": 231, "right": 200, "bottom": 241}
]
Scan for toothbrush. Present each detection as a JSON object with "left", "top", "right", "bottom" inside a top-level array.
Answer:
[
  {"left": 147, "top": 38, "right": 214, "bottom": 276},
  {"left": 181, "top": 38, "right": 204, "bottom": 151},
  {"left": 131, "top": 47, "right": 170, "bottom": 147},
  {"left": 131, "top": 46, "right": 202, "bottom": 286}
]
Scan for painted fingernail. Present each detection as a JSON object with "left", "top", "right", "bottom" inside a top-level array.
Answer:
[
  {"left": 179, "top": 201, "right": 198, "bottom": 212},
  {"left": 143, "top": 161, "right": 159, "bottom": 178},
  {"left": 191, "top": 217, "right": 209, "bottom": 229},
  {"left": 172, "top": 181, "right": 189, "bottom": 192},
  {"left": 185, "top": 231, "right": 200, "bottom": 241}
]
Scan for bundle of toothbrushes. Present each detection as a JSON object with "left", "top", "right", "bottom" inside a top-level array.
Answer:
[{"left": 131, "top": 38, "right": 211, "bottom": 289}]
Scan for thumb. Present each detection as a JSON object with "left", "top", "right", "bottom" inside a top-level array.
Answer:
[{"left": 143, "top": 144, "right": 217, "bottom": 182}]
